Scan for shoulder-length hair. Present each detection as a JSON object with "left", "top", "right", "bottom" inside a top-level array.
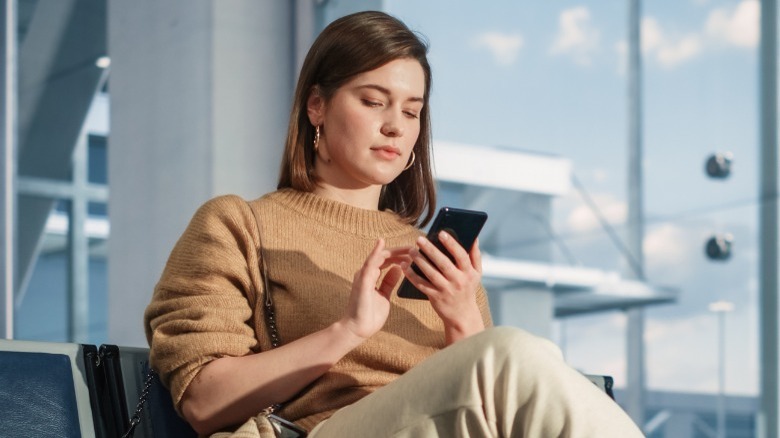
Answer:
[{"left": 277, "top": 10, "right": 436, "bottom": 227}]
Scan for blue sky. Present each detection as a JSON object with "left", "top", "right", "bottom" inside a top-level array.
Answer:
[{"left": 387, "top": 0, "right": 761, "bottom": 395}]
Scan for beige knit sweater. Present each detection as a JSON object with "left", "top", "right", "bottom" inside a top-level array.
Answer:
[{"left": 144, "top": 189, "right": 492, "bottom": 432}]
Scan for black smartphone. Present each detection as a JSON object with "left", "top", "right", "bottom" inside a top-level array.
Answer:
[
  {"left": 268, "top": 413, "right": 308, "bottom": 437},
  {"left": 397, "top": 207, "right": 488, "bottom": 300}
]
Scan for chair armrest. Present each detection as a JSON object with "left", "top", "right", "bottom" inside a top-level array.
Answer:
[{"left": 583, "top": 374, "right": 615, "bottom": 400}]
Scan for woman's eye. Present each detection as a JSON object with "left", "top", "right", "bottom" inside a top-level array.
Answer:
[
  {"left": 362, "top": 99, "right": 382, "bottom": 108},
  {"left": 404, "top": 111, "right": 419, "bottom": 119}
]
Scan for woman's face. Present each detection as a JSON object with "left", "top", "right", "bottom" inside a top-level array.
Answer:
[{"left": 308, "top": 58, "right": 425, "bottom": 190}]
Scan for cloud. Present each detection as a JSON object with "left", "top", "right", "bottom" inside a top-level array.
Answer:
[
  {"left": 646, "top": 310, "right": 758, "bottom": 394},
  {"left": 645, "top": 314, "right": 720, "bottom": 392},
  {"left": 561, "top": 309, "right": 758, "bottom": 395},
  {"left": 705, "top": 0, "right": 759, "bottom": 48},
  {"left": 471, "top": 32, "right": 524, "bottom": 65},
  {"left": 641, "top": 17, "right": 703, "bottom": 68},
  {"left": 655, "top": 35, "right": 703, "bottom": 67},
  {"left": 565, "top": 193, "right": 627, "bottom": 234},
  {"left": 550, "top": 7, "right": 600, "bottom": 66},
  {"left": 614, "top": 1, "right": 757, "bottom": 72},
  {"left": 641, "top": 17, "right": 664, "bottom": 53},
  {"left": 643, "top": 223, "right": 690, "bottom": 269}
]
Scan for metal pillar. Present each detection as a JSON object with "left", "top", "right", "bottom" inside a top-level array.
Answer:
[
  {"left": 67, "top": 132, "right": 88, "bottom": 342},
  {"left": 625, "top": 0, "right": 646, "bottom": 428},
  {"left": 759, "top": 0, "right": 779, "bottom": 436},
  {"left": 709, "top": 300, "right": 734, "bottom": 438},
  {"left": 717, "top": 310, "right": 727, "bottom": 438},
  {"left": 0, "top": 0, "right": 15, "bottom": 340},
  {"left": 66, "top": 65, "right": 108, "bottom": 343}
]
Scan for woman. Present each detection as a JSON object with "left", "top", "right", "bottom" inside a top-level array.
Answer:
[{"left": 144, "top": 10, "right": 643, "bottom": 438}]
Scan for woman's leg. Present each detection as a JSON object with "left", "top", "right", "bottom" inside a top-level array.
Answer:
[{"left": 309, "top": 326, "right": 643, "bottom": 438}]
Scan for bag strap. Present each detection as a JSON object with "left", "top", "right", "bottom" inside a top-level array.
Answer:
[
  {"left": 248, "top": 201, "right": 282, "bottom": 348},
  {"left": 122, "top": 200, "right": 283, "bottom": 437},
  {"left": 248, "top": 200, "right": 284, "bottom": 414},
  {"left": 121, "top": 368, "right": 156, "bottom": 438}
]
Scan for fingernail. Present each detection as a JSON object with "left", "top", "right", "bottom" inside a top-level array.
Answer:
[
  {"left": 439, "top": 230, "right": 449, "bottom": 240},
  {"left": 417, "top": 236, "right": 426, "bottom": 245}
]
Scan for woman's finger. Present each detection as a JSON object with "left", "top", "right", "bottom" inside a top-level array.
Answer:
[
  {"left": 470, "top": 237, "right": 482, "bottom": 274},
  {"left": 400, "top": 262, "right": 436, "bottom": 298},
  {"left": 410, "top": 246, "right": 451, "bottom": 288},
  {"left": 378, "top": 266, "right": 403, "bottom": 298},
  {"left": 415, "top": 236, "right": 457, "bottom": 279},
  {"left": 437, "top": 230, "right": 472, "bottom": 271}
]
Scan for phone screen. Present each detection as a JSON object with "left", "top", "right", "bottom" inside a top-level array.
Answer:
[{"left": 397, "top": 207, "right": 488, "bottom": 299}]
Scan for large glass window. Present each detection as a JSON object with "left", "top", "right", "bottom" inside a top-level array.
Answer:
[{"left": 388, "top": 0, "right": 758, "bottom": 432}]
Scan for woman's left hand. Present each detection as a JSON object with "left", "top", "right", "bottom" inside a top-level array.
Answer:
[{"left": 402, "top": 231, "right": 486, "bottom": 344}]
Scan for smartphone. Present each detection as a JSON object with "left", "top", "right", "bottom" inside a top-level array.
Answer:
[
  {"left": 268, "top": 413, "right": 308, "bottom": 437},
  {"left": 397, "top": 207, "right": 488, "bottom": 300}
]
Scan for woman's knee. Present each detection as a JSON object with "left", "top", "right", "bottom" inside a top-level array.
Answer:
[
  {"left": 473, "top": 326, "right": 563, "bottom": 361},
  {"left": 472, "top": 326, "right": 563, "bottom": 363}
]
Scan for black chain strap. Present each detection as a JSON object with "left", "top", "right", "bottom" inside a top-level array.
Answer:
[
  {"left": 253, "top": 201, "right": 282, "bottom": 350},
  {"left": 254, "top": 201, "right": 283, "bottom": 414},
  {"left": 122, "top": 202, "right": 284, "bottom": 437},
  {"left": 121, "top": 368, "right": 156, "bottom": 438}
]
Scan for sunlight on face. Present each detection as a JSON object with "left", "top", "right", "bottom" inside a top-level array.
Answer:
[{"left": 312, "top": 58, "right": 426, "bottom": 191}]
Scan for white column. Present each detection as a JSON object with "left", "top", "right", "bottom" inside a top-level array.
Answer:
[
  {"left": 108, "top": 1, "right": 295, "bottom": 346},
  {"left": 625, "top": 0, "right": 646, "bottom": 428},
  {"left": 759, "top": 0, "right": 779, "bottom": 436},
  {"left": 0, "top": 0, "right": 15, "bottom": 340}
]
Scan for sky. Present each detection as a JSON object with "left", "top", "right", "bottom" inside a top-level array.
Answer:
[{"left": 387, "top": 0, "right": 761, "bottom": 396}]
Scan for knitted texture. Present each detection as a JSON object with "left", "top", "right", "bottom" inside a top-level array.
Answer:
[{"left": 144, "top": 189, "right": 493, "bottom": 432}]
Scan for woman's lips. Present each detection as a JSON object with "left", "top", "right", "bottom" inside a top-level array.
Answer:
[{"left": 371, "top": 146, "right": 401, "bottom": 161}]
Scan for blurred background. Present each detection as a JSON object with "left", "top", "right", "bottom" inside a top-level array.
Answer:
[{"left": 0, "top": 0, "right": 771, "bottom": 436}]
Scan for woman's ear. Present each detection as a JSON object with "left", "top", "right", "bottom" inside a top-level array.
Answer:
[{"left": 307, "top": 86, "right": 325, "bottom": 126}]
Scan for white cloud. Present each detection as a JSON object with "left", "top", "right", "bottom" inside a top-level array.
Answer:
[
  {"left": 641, "top": 17, "right": 664, "bottom": 53},
  {"left": 614, "top": 1, "right": 757, "bottom": 73},
  {"left": 644, "top": 223, "right": 689, "bottom": 268},
  {"left": 645, "top": 314, "right": 720, "bottom": 392},
  {"left": 645, "top": 310, "right": 758, "bottom": 394},
  {"left": 550, "top": 7, "right": 600, "bottom": 66},
  {"left": 563, "top": 309, "right": 758, "bottom": 395},
  {"left": 471, "top": 32, "right": 524, "bottom": 65},
  {"left": 643, "top": 223, "right": 706, "bottom": 285},
  {"left": 705, "top": 0, "right": 760, "bottom": 48},
  {"left": 641, "top": 17, "right": 703, "bottom": 69},
  {"left": 565, "top": 193, "right": 627, "bottom": 234},
  {"left": 656, "top": 35, "right": 703, "bottom": 68}
]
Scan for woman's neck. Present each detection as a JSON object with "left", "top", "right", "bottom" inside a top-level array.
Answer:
[{"left": 312, "top": 183, "right": 382, "bottom": 211}]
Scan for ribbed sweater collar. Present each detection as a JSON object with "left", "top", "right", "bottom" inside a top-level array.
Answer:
[{"left": 265, "top": 188, "right": 415, "bottom": 238}]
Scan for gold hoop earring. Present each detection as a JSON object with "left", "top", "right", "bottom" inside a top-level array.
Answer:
[
  {"left": 314, "top": 125, "right": 321, "bottom": 152},
  {"left": 403, "top": 151, "right": 415, "bottom": 171}
]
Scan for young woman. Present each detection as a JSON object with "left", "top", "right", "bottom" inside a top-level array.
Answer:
[{"left": 144, "top": 11, "right": 643, "bottom": 438}]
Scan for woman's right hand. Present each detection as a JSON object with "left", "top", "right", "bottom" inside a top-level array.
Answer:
[
  {"left": 180, "top": 239, "right": 408, "bottom": 435},
  {"left": 340, "top": 239, "right": 408, "bottom": 341}
]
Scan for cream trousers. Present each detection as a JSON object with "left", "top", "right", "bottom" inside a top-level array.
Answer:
[{"left": 308, "top": 326, "right": 644, "bottom": 438}]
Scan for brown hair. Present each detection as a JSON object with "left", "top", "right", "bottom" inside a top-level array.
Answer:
[{"left": 277, "top": 10, "right": 436, "bottom": 227}]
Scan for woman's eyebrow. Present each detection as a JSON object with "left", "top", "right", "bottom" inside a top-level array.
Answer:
[{"left": 357, "top": 84, "right": 424, "bottom": 104}]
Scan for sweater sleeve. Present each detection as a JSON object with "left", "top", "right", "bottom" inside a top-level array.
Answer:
[
  {"left": 143, "top": 195, "right": 263, "bottom": 412},
  {"left": 476, "top": 285, "right": 494, "bottom": 328}
]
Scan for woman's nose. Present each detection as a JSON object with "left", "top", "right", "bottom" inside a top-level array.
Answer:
[{"left": 380, "top": 112, "right": 404, "bottom": 138}]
